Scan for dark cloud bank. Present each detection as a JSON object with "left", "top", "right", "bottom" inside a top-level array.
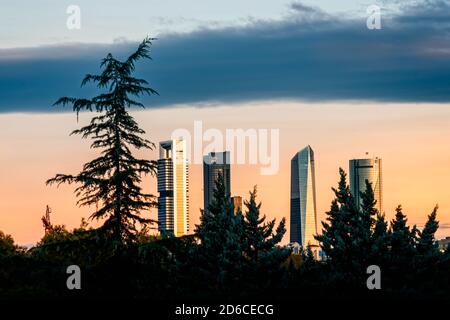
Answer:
[{"left": 1, "top": 1, "right": 450, "bottom": 112}]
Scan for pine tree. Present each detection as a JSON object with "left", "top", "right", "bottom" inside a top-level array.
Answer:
[
  {"left": 349, "top": 179, "right": 377, "bottom": 268},
  {"left": 359, "top": 180, "right": 378, "bottom": 226},
  {"left": 417, "top": 206, "right": 439, "bottom": 256},
  {"left": 316, "top": 168, "right": 355, "bottom": 269},
  {"left": 316, "top": 199, "right": 341, "bottom": 260},
  {"left": 243, "top": 186, "right": 286, "bottom": 262},
  {"left": 389, "top": 205, "right": 416, "bottom": 264},
  {"left": 241, "top": 186, "right": 288, "bottom": 289},
  {"left": 195, "top": 173, "right": 245, "bottom": 288},
  {"left": 370, "top": 213, "right": 390, "bottom": 265},
  {"left": 316, "top": 169, "right": 376, "bottom": 278},
  {"left": 47, "top": 38, "right": 158, "bottom": 243}
]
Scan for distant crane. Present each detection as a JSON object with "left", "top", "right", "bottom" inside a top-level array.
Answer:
[{"left": 41, "top": 205, "right": 54, "bottom": 235}]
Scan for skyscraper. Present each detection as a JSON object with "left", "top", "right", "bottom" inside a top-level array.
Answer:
[
  {"left": 349, "top": 157, "right": 383, "bottom": 213},
  {"left": 290, "top": 145, "right": 318, "bottom": 247},
  {"left": 203, "top": 151, "right": 231, "bottom": 211},
  {"left": 157, "top": 139, "right": 189, "bottom": 237}
]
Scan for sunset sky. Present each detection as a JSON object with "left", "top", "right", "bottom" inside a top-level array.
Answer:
[{"left": 1, "top": 1, "right": 450, "bottom": 245}]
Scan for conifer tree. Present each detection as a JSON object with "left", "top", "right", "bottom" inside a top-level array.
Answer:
[
  {"left": 47, "top": 38, "right": 158, "bottom": 242},
  {"left": 371, "top": 213, "right": 390, "bottom": 264},
  {"left": 240, "top": 187, "right": 289, "bottom": 289},
  {"left": 243, "top": 186, "right": 286, "bottom": 262},
  {"left": 316, "top": 199, "right": 342, "bottom": 260},
  {"left": 359, "top": 180, "right": 378, "bottom": 225},
  {"left": 350, "top": 179, "right": 377, "bottom": 267},
  {"left": 316, "top": 169, "right": 356, "bottom": 269},
  {"left": 389, "top": 205, "right": 416, "bottom": 263},
  {"left": 317, "top": 169, "right": 376, "bottom": 276},
  {"left": 195, "top": 173, "right": 245, "bottom": 288},
  {"left": 417, "top": 206, "right": 439, "bottom": 256}
]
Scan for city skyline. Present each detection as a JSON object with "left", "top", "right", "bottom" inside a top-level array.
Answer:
[
  {"left": 156, "top": 141, "right": 385, "bottom": 243},
  {"left": 156, "top": 144, "right": 388, "bottom": 243},
  {"left": 1, "top": 0, "right": 450, "bottom": 245},
  {"left": 1, "top": 0, "right": 450, "bottom": 305},
  {"left": 2, "top": 102, "right": 450, "bottom": 245}
]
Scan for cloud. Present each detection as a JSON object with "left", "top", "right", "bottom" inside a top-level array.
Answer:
[
  {"left": 439, "top": 223, "right": 450, "bottom": 230},
  {"left": 396, "top": 0, "right": 450, "bottom": 25},
  {"left": 1, "top": 1, "right": 450, "bottom": 112},
  {"left": 289, "top": 2, "right": 325, "bottom": 16}
]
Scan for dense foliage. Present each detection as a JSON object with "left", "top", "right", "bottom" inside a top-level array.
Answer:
[{"left": 2, "top": 168, "right": 450, "bottom": 300}]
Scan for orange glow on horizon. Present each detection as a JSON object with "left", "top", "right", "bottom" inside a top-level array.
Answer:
[{"left": 1, "top": 101, "right": 450, "bottom": 245}]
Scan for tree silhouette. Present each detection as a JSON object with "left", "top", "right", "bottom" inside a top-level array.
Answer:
[
  {"left": 417, "top": 205, "right": 439, "bottom": 256},
  {"left": 47, "top": 38, "right": 158, "bottom": 242},
  {"left": 195, "top": 173, "right": 245, "bottom": 288},
  {"left": 389, "top": 205, "right": 416, "bottom": 260},
  {"left": 317, "top": 169, "right": 380, "bottom": 278},
  {"left": 316, "top": 168, "right": 358, "bottom": 270},
  {"left": 243, "top": 186, "right": 286, "bottom": 262},
  {"left": 370, "top": 213, "right": 389, "bottom": 265},
  {"left": 0, "top": 231, "right": 20, "bottom": 256},
  {"left": 241, "top": 186, "right": 288, "bottom": 289}
]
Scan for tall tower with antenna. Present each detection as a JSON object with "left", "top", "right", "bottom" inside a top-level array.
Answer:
[{"left": 41, "top": 205, "right": 54, "bottom": 235}]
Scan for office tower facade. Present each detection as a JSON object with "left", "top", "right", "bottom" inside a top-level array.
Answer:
[
  {"left": 290, "top": 145, "right": 318, "bottom": 247},
  {"left": 203, "top": 151, "right": 231, "bottom": 211},
  {"left": 349, "top": 157, "right": 383, "bottom": 213},
  {"left": 232, "top": 196, "right": 243, "bottom": 214},
  {"left": 157, "top": 139, "right": 189, "bottom": 237}
]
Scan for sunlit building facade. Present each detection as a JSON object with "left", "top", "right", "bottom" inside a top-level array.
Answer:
[
  {"left": 349, "top": 157, "right": 383, "bottom": 214},
  {"left": 290, "top": 145, "right": 318, "bottom": 247},
  {"left": 157, "top": 139, "right": 189, "bottom": 237}
]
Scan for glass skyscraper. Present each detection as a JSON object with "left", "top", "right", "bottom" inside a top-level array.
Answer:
[
  {"left": 203, "top": 151, "right": 231, "bottom": 211},
  {"left": 349, "top": 157, "right": 383, "bottom": 213},
  {"left": 290, "top": 145, "right": 318, "bottom": 247},
  {"left": 157, "top": 139, "right": 189, "bottom": 237}
]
